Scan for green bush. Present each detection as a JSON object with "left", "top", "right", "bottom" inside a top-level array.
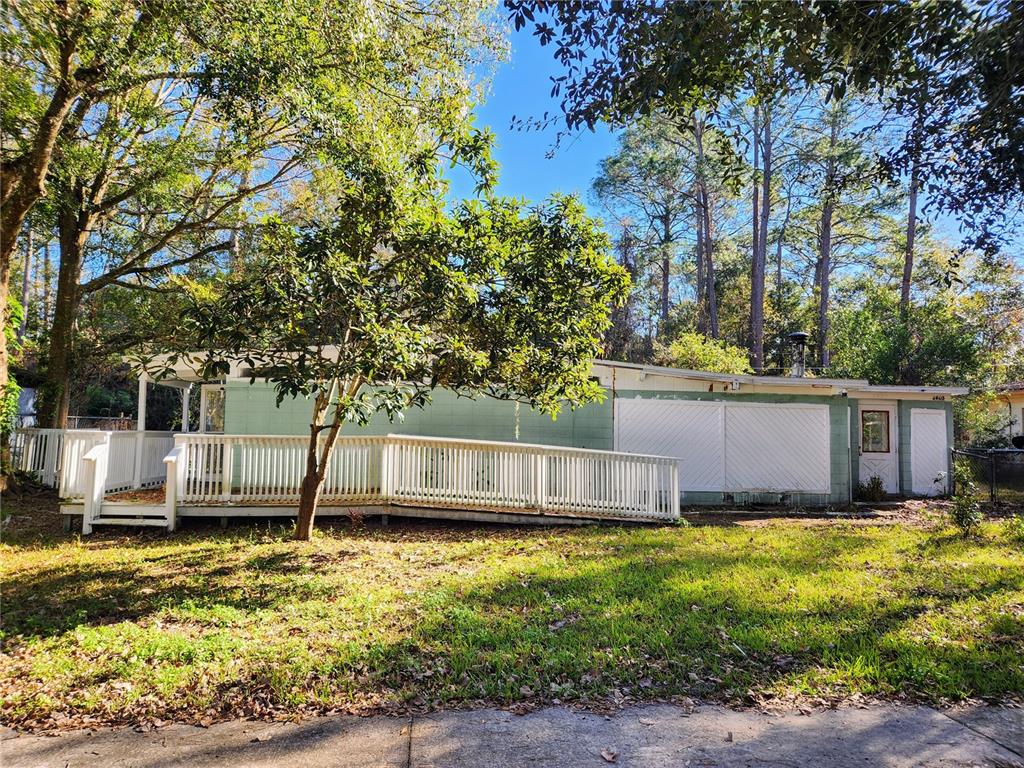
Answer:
[
  {"left": 854, "top": 475, "right": 887, "bottom": 502},
  {"left": 1004, "top": 514, "right": 1024, "bottom": 544},
  {"left": 950, "top": 461, "right": 983, "bottom": 535}
]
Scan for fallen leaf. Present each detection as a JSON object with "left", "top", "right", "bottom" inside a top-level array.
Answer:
[{"left": 600, "top": 748, "right": 618, "bottom": 763}]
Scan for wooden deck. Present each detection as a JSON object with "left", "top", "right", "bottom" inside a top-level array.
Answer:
[{"left": 23, "top": 430, "right": 680, "bottom": 532}]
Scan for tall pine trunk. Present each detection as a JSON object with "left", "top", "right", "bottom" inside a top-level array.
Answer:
[
  {"left": 694, "top": 202, "right": 706, "bottom": 334},
  {"left": 693, "top": 116, "right": 719, "bottom": 339},
  {"left": 751, "top": 107, "right": 760, "bottom": 275},
  {"left": 817, "top": 200, "right": 834, "bottom": 370},
  {"left": 659, "top": 214, "right": 672, "bottom": 332},
  {"left": 773, "top": 194, "right": 792, "bottom": 371},
  {"left": 750, "top": 110, "right": 771, "bottom": 372},
  {"left": 900, "top": 159, "right": 919, "bottom": 315},
  {"left": 816, "top": 118, "right": 840, "bottom": 372}
]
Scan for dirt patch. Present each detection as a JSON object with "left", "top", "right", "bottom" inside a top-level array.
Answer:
[{"left": 0, "top": 486, "right": 64, "bottom": 539}]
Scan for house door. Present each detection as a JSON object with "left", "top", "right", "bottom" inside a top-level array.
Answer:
[
  {"left": 858, "top": 401, "right": 899, "bottom": 494},
  {"left": 199, "top": 385, "right": 225, "bottom": 434}
]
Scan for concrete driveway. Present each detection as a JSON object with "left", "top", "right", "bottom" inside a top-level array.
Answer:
[{"left": 3, "top": 703, "right": 1021, "bottom": 768}]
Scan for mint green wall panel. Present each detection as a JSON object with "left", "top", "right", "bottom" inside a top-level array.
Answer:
[
  {"left": 222, "top": 380, "right": 613, "bottom": 450},
  {"left": 223, "top": 381, "right": 859, "bottom": 507}
]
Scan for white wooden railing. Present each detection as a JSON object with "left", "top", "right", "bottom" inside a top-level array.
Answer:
[
  {"left": 12, "top": 428, "right": 174, "bottom": 498},
  {"left": 170, "top": 433, "right": 679, "bottom": 521},
  {"left": 11, "top": 428, "right": 64, "bottom": 487}
]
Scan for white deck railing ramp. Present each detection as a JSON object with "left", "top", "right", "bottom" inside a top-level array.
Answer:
[
  {"left": 12, "top": 428, "right": 174, "bottom": 496},
  {"left": 13, "top": 429, "right": 680, "bottom": 532}
]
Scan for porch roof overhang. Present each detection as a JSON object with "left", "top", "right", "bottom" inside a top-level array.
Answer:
[{"left": 126, "top": 351, "right": 245, "bottom": 385}]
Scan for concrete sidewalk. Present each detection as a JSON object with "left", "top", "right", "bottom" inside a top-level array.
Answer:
[{"left": 2, "top": 703, "right": 1021, "bottom": 768}]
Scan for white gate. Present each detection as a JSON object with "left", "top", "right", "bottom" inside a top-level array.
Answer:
[{"left": 614, "top": 398, "right": 831, "bottom": 495}]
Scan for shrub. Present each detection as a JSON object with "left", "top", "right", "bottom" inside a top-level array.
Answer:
[
  {"left": 949, "top": 461, "right": 983, "bottom": 536},
  {"left": 1004, "top": 514, "right": 1024, "bottom": 544},
  {"left": 854, "top": 475, "right": 887, "bottom": 502}
]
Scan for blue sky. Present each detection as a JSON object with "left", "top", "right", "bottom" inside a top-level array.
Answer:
[
  {"left": 453, "top": 29, "right": 617, "bottom": 217},
  {"left": 459, "top": 27, "right": 1018, "bottom": 259}
]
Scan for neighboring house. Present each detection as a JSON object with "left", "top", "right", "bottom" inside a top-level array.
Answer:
[
  {"left": 16, "top": 387, "right": 36, "bottom": 428},
  {"left": 994, "top": 382, "right": 1024, "bottom": 444},
  {"left": 188, "top": 359, "right": 965, "bottom": 503}
]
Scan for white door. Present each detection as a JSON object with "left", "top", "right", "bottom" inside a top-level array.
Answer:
[
  {"left": 911, "top": 408, "right": 949, "bottom": 495},
  {"left": 858, "top": 401, "right": 899, "bottom": 493}
]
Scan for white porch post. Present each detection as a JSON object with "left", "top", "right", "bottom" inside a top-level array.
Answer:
[
  {"left": 181, "top": 385, "right": 191, "bottom": 433},
  {"left": 133, "top": 374, "right": 148, "bottom": 488}
]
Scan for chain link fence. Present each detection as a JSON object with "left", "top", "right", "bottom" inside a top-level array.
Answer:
[{"left": 952, "top": 449, "right": 1024, "bottom": 503}]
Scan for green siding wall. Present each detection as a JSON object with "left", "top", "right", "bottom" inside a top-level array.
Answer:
[
  {"left": 223, "top": 380, "right": 613, "bottom": 450},
  {"left": 614, "top": 390, "right": 852, "bottom": 506},
  {"left": 223, "top": 382, "right": 926, "bottom": 507}
]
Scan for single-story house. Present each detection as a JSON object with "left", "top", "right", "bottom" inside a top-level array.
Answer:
[
  {"left": 192, "top": 360, "right": 966, "bottom": 505},
  {"left": 994, "top": 382, "right": 1024, "bottom": 445}
]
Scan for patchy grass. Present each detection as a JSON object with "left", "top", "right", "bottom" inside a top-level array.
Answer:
[{"left": 1, "top": 494, "right": 1022, "bottom": 730}]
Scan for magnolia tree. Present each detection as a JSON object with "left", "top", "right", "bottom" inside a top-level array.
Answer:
[{"left": 149, "top": 165, "right": 628, "bottom": 539}]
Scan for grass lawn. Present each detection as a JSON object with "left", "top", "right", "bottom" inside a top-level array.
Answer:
[{"left": 2, "top": 496, "right": 1023, "bottom": 730}]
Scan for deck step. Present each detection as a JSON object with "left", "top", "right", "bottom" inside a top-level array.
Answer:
[{"left": 90, "top": 517, "right": 170, "bottom": 527}]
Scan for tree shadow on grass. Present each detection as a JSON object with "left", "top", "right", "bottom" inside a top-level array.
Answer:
[{"left": 3, "top": 519, "right": 1022, "bottom": 723}]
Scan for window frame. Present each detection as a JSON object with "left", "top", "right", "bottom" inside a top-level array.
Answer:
[{"left": 861, "top": 409, "right": 891, "bottom": 454}]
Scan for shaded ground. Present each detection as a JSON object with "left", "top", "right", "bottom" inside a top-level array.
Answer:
[
  {"left": 2, "top": 703, "right": 1021, "bottom": 767},
  {"left": 2, "top": 490, "right": 1022, "bottom": 733}
]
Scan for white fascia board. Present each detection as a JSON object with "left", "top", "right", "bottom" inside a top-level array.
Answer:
[
  {"left": 851, "top": 385, "right": 969, "bottom": 396},
  {"left": 594, "top": 360, "right": 867, "bottom": 389}
]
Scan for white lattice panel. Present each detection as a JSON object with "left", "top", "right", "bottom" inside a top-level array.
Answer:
[
  {"left": 615, "top": 398, "right": 832, "bottom": 495},
  {"left": 724, "top": 404, "right": 831, "bottom": 493},
  {"left": 615, "top": 399, "right": 725, "bottom": 490}
]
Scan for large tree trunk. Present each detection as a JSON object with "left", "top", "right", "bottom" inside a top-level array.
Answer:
[
  {"left": 295, "top": 386, "right": 347, "bottom": 541},
  {"left": 37, "top": 201, "right": 88, "bottom": 428},
  {"left": 295, "top": 464, "right": 325, "bottom": 541},
  {"left": 750, "top": 110, "right": 771, "bottom": 372},
  {"left": 900, "top": 159, "right": 919, "bottom": 315},
  {"left": 0, "top": 77, "right": 80, "bottom": 270}
]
